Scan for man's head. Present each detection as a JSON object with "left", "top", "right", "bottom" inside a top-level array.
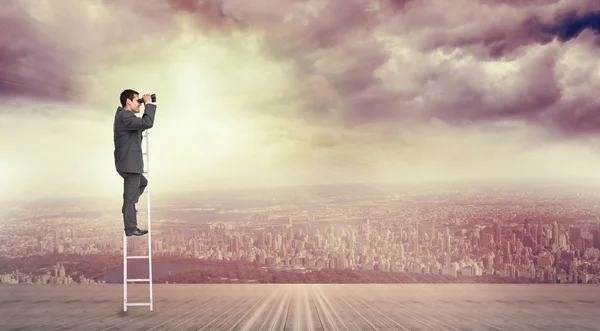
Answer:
[{"left": 120, "top": 89, "right": 141, "bottom": 113}]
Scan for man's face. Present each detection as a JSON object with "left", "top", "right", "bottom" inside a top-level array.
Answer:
[{"left": 129, "top": 94, "right": 141, "bottom": 113}]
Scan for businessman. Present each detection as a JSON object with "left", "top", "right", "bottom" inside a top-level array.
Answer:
[{"left": 113, "top": 89, "right": 157, "bottom": 236}]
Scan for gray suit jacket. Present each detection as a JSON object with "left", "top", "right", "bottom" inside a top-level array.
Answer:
[{"left": 113, "top": 103, "right": 157, "bottom": 174}]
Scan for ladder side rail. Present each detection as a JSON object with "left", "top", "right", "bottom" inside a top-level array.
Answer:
[
  {"left": 145, "top": 129, "right": 154, "bottom": 311},
  {"left": 123, "top": 230, "right": 128, "bottom": 311}
]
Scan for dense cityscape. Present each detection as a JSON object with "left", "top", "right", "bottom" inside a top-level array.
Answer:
[{"left": 1, "top": 183, "right": 600, "bottom": 285}]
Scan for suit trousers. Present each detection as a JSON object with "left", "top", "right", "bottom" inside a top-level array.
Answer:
[{"left": 118, "top": 172, "right": 148, "bottom": 232}]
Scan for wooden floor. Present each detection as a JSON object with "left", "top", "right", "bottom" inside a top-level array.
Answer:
[{"left": 1, "top": 284, "right": 599, "bottom": 331}]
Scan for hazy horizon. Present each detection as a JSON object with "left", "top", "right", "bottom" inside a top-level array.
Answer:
[
  {"left": 2, "top": 0, "right": 600, "bottom": 204},
  {"left": 2, "top": 177, "right": 600, "bottom": 209}
]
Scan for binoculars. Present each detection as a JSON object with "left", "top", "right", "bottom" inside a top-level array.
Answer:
[{"left": 138, "top": 94, "right": 156, "bottom": 104}]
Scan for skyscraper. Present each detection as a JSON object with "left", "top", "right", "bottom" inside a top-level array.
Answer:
[
  {"left": 503, "top": 241, "right": 511, "bottom": 264},
  {"left": 493, "top": 221, "right": 500, "bottom": 242},
  {"left": 592, "top": 229, "right": 600, "bottom": 249},
  {"left": 553, "top": 221, "right": 559, "bottom": 248},
  {"left": 415, "top": 220, "right": 420, "bottom": 255},
  {"left": 444, "top": 227, "right": 451, "bottom": 252}
]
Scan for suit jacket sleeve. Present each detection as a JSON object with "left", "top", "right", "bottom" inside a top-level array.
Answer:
[{"left": 122, "top": 103, "right": 157, "bottom": 131}]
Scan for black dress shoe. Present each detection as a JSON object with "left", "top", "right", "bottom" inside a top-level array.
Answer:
[{"left": 126, "top": 228, "right": 148, "bottom": 236}]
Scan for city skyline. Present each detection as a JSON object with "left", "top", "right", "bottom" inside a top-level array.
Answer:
[
  {"left": 2, "top": 184, "right": 600, "bottom": 286},
  {"left": 2, "top": 1, "right": 600, "bottom": 203}
]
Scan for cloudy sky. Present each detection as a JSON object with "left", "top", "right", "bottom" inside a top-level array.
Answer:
[{"left": 1, "top": 0, "right": 600, "bottom": 203}]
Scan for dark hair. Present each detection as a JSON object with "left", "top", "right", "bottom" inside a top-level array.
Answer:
[{"left": 120, "top": 89, "right": 139, "bottom": 107}]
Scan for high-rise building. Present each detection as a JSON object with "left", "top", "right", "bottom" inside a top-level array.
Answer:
[
  {"left": 569, "top": 227, "right": 582, "bottom": 241},
  {"left": 493, "top": 221, "right": 500, "bottom": 242},
  {"left": 503, "top": 241, "right": 511, "bottom": 264},
  {"left": 553, "top": 221, "right": 559, "bottom": 247},
  {"left": 592, "top": 229, "right": 600, "bottom": 249},
  {"left": 399, "top": 243, "right": 404, "bottom": 259},
  {"left": 337, "top": 252, "right": 346, "bottom": 270},
  {"left": 413, "top": 220, "right": 420, "bottom": 255},
  {"left": 232, "top": 236, "right": 240, "bottom": 253}
]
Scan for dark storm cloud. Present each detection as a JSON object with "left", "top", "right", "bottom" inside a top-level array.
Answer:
[
  {"left": 386, "top": 0, "right": 413, "bottom": 11},
  {"left": 0, "top": 1, "right": 175, "bottom": 104},
  {"left": 400, "top": 1, "right": 600, "bottom": 60},
  {"left": 542, "top": 10, "right": 600, "bottom": 41},
  {"left": 548, "top": 99, "right": 600, "bottom": 135},
  {"left": 316, "top": 38, "right": 394, "bottom": 125},
  {"left": 267, "top": 1, "right": 600, "bottom": 132},
  {"left": 166, "top": 0, "right": 228, "bottom": 28},
  {"left": 367, "top": 0, "right": 600, "bottom": 137},
  {"left": 0, "top": 4, "right": 82, "bottom": 101},
  {"left": 422, "top": 48, "right": 563, "bottom": 125},
  {"left": 246, "top": 0, "right": 397, "bottom": 125}
]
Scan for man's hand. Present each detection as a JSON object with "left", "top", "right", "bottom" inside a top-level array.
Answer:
[{"left": 143, "top": 93, "right": 152, "bottom": 103}]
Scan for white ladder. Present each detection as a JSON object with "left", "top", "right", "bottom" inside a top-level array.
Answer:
[{"left": 123, "top": 129, "right": 154, "bottom": 312}]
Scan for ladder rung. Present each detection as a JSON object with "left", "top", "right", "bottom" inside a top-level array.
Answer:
[
  {"left": 127, "top": 278, "right": 151, "bottom": 282},
  {"left": 127, "top": 255, "right": 150, "bottom": 259},
  {"left": 127, "top": 302, "right": 151, "bottom": 307}
]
